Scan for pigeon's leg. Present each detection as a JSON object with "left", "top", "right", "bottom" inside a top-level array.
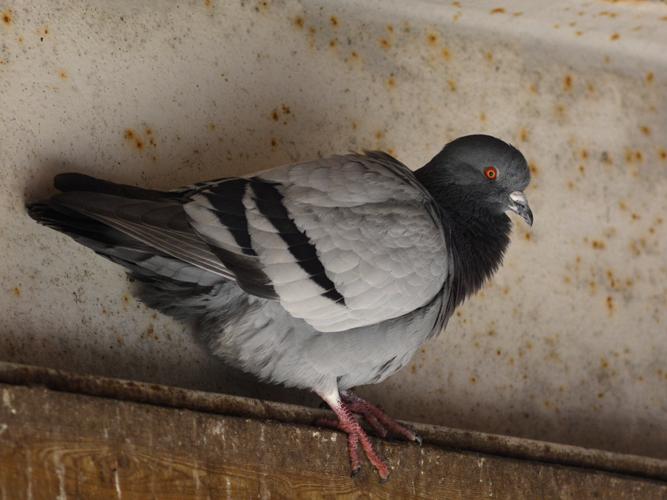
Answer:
[
  {"left": 351, "top": 409, "right": 388, "bottom": 438},
  {"left": 314, "top": 410, "right": 388, "bottom": 438},
  {"left": 341, "top": 390, "right": 422, "bottom": 444},
  {"left": 318, "top": 389, "right": 390, "bottom": 480},
  {"left": 314, "top": 417, "right": 363, "bottom": 474}
]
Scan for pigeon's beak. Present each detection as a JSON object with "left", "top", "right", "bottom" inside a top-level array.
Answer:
[{"left": 507, "top": 191, "right": 533, "bottom": 226}]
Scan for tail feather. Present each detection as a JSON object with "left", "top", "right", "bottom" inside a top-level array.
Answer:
[
  {"left": 27, "top": 174, "right": 242, "bottom": 327},
  {"left": 27, "top": 173, "right": 230, "bottom": 287},
  {"left": 28, "top": 202, "right": 219, "bottom": 286},
  {"left": 28, "top": 202, "right": 134, "bottom": 248},
  {"left": 50, "top": 191, "right": 192, "bottom": 232},
  {"left": 54, "top": 173, "right": 179, "bottom": 201}
]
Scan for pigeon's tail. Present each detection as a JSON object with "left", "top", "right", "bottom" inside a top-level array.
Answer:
[
  {"left": 53, "top": 172, "right": 180, "bottom": 201},
  {"left": 27, "top": 173, "right": 229, "bottom": 290},
  {"left": 28, "top": 200, "right": 141, "bottom": 256}
]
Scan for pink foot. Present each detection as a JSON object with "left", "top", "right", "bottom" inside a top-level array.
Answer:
[
  {"left": 341, "top": 390, "right": 422, "bottom": 444},
  {"left": 317, "top": 390, "right": 391, "bottom": 480},
  {"left": 316, "top": 418, "right": 364, "bottom": 475}
]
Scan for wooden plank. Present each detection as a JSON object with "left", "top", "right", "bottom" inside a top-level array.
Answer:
[
  {"left": 0, "top": 361, "right": 665, "bottom": 483},
  {"left": 0, "top": 384, "right": 666, "bottom": 499}
]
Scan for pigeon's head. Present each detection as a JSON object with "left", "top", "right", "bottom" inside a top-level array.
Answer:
[{"left": 421, "top": 134, "right": 533, "bottom": 226}]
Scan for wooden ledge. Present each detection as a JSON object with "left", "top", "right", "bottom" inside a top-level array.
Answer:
[{"left": 0, "top": 361, "right": 665, "bottom": 498}]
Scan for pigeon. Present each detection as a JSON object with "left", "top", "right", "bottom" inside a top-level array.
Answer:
[{"left": 27, "top": 134, "right": 532, "bottom": 480}]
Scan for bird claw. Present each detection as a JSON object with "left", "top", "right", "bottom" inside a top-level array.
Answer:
[
  {"left": 341, "top": 391, "right": 421, "bottom": 444},
  {"left": 316, "top": 391, "right": 429, "bottom": 480},
  {"left": 316, "top": 416, "right": 389, "bottom": 480}
]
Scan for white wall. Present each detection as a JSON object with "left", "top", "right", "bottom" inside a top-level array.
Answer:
[{"left": 1, "top": 0, "right": 666, "bottom": 458}]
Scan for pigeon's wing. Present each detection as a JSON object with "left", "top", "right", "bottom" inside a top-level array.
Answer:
[{"left": 184, "top": 152, "right": 449, "bottom": 333}]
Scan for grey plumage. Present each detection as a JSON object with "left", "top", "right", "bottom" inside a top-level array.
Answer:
[{"left": 28, "top": 134, "right": 532, "bottom": 479}]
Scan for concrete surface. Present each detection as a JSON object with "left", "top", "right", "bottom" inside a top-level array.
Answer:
[{"left": 1, "top": 0, "right": 666, "bottom": 458}]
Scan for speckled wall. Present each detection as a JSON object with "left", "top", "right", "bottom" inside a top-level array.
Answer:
[{"left": 1, "top": 0, "right": 666, "bottom": 459}]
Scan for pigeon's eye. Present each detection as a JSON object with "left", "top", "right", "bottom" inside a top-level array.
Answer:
[{"left": 484, "top": 166, "right": 498, "bottom": 180}]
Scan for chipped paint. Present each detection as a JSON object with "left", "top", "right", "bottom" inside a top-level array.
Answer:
[
  {"left": 53, "top": 451, "right": 67, "bottom": 500},
  {"left": 1, "top": 391, "right": 15, "bottom": 415},
  {"left": 113, "top": 468, "right": 122, "bottom": 499},
  {"left": 225, "top": 477, "right": 232, "bottom": 499},
  {"left": 192, "top": 468, "right": 201, "bottom": 493},
  {"left": 26, "top": 449, "right": 33, "bottom": 500}
]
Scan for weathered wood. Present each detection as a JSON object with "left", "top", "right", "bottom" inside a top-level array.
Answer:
[
  {"left": 0, "top": 361, "right": 666, "bottom": 484},
  {"left": 0, "top": 383, "right": 665, "bottom": 499}
]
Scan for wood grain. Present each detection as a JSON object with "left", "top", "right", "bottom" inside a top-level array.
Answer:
[
  {"left": 1, "top": 361, "right": 664, "bottom": 482},
  {"left": 0, "top": 383, "right": 665, "bottom": 499}
]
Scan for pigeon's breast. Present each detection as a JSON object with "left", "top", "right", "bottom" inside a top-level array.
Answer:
[{"left": 204, "top": 281, "right": 447, "bottom": 392}]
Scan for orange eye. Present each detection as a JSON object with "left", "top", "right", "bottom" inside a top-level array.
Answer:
[{"left": 484, "top": 166, "right": 498, "bottom": 180}]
